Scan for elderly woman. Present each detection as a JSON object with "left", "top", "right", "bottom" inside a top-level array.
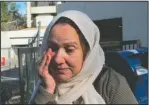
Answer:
[{"left": 30, "top": 10, "right": 138, "bottom": 104}]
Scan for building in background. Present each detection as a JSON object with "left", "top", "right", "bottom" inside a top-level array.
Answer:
[
  {"left": 27, "top": 1, "right": 63, "bottom": 28},
  {"left": 1, "top": 2, "right": 148, "bottom": 71},
  {"left": 57, "top": 1, "right": 148, "bottom": 47},
  {"left": 25, "top": 1, "right": 148, "bottom": 47},
  {"left": 1, "top": 1, "right": 65, "bottom": 71}
]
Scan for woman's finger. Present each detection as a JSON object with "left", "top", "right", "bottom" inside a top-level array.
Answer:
[
  {"left": 39, "top": 52, "right": 47, "bottom": 72},
  {"left": 45, "top": 49, "right": 52, "bottom": 66},
  {"left": 42, "top": 49, "right": 52, "bottom": 74},
  {"left": 40, "top": 49, "right": 53, "bottom": 76}
]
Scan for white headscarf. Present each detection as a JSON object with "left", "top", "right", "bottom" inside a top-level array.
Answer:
[{"left": 40, "top": 10, "right": 105, "bottom": 104}]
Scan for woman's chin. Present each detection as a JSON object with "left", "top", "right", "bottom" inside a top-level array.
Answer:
[{"left": 56, "top": 74, "right": 72, "bottom": 83}]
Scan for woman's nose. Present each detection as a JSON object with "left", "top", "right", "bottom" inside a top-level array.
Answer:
[{"left": 53, "top": 49, "right": 65, "bottom": 65}]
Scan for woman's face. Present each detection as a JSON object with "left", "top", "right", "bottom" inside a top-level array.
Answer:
[{"left": 48, "top": 23, "right": 85, "bottom": 83}]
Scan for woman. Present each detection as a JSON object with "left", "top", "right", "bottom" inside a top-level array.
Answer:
[{"left": 30, "top": 10, "right": 138, "bottom": 104}]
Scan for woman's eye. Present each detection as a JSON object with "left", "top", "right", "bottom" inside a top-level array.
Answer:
[{"left": 66, "top": 47, "right": 74, "bottom": 53}]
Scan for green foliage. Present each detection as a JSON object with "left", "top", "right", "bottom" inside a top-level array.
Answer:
[
  {"left": 1, "top": 2, "right": 10, "bottom": 22},
  {"left": 1, "top": 2, "right": 11, "bottom": 30},
  {"left": 1, "top": 2, "right": 26, "bottom": 31}
]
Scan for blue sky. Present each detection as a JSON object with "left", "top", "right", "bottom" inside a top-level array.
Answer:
[{"left": 16, "top": 2, "right": 27, "bottom": 16}]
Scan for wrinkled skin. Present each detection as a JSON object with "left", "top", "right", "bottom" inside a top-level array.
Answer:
[{"left": 39, "top": 23, "right": 85, "bottom": 93}]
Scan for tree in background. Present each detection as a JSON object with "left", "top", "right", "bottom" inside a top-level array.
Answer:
[
  {"left": 1, "top": 2, "right": 12, "bottom": 30},
  {"left": 1, "top": 2, "right": 27, "bottom": 31}
]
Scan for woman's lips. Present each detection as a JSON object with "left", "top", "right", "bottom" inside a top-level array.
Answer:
[
  {"left": 57, "top": 68, "right": 68, "bottom": 70},
  {"left": 56, "top": 68, "right": 69, "bottom": 73}
]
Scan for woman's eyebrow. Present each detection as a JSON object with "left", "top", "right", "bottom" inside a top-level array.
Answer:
[
  {"left": 48, "top": 40, "right": 78, "bottom": 48},
  {"left": 63, "top": 41, "right": 78, "bottom": 46}
]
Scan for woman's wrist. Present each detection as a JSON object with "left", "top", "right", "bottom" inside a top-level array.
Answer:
[
  {"left": 41, "top": 78, "right": 56, "bottom": 94},
  {"left": 45, "top": 87, "right": 55, "bottom": 94},
  {"left": 40, "top": 81, "right": 55, "bottom": 94}
]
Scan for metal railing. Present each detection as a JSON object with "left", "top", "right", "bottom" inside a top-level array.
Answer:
[
  {"left": 100, "top": 40, "right": 141, "bottom": 52},
  {"left": 17, "top": 22, "right": 42, "bottom": 104},
  {"left": 1, "top": 21, "right": 42, "bottom": 104},
  {"left": 18, "top": 47, "right": 39, "bottom": 104},
  {"left": 28, "top": 22, "right": 41, "bottom": 47}
]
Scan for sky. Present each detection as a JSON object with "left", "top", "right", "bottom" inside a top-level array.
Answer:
[{"left": 16, "top": 2, "right": 27, "bottom": 16}]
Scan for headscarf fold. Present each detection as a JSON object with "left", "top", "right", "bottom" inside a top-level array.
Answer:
[{"left": 40, "top": 10, "right": 105, "bottom": 104}]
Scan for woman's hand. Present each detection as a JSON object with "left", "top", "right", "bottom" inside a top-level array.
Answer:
[{"left": 38, "top": 49, "right": 56, "bottom": 94}]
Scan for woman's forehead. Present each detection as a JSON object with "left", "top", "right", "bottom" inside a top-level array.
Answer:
[
  {"left": 49, "top": 24, "right": 80, "bottom": 39},
  {"left": 47, "top": 25, "right": 81, "bottom": 47},
  {"left": 51, "top": 23, "right": 70, "bottom": 31}
]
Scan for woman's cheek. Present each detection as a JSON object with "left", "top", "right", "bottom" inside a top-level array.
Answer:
[{"left": 67, "top": 57, "right": 82, "bottom": 75}]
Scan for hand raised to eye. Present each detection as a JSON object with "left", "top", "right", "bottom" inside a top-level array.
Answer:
[{"left": 38, "top": 49, "right": 56, "bottom": 94}]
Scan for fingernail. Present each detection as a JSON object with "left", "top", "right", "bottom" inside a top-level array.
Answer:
[{"left": 50, "top": 49, "right": 53, "bottom": 55}]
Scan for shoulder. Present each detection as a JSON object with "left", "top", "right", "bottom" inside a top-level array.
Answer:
[
  {"left": 94, "top": 66, "right": 128, "bottom": 104},
  {"left": 94, "top": 66, "right": 127, "bottom": 88},
  {"left": 104, "top": 66, "right": 126, "bottom": 84},
  {"left": 95, "top": 66, "right": 138, "bottom": 104}
]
